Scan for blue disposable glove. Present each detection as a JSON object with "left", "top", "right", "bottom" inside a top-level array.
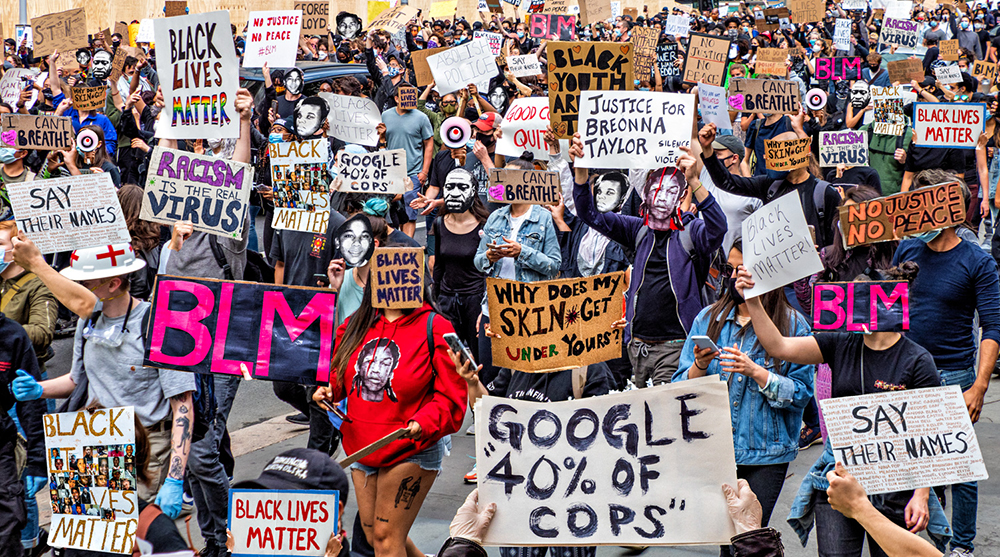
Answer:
[
  {"left": 155, "top": 477, "right": 185, "bottom": 519},
  {"left": 25, "top": 476, "right": 46, "bottom": 497},
  {"left": 11, "top": 369, "right": 43, "bottom": 401}
]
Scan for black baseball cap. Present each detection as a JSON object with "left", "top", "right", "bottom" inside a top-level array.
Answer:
[{"left": 233, "top": 448, "right": 349, "bottom": 503}]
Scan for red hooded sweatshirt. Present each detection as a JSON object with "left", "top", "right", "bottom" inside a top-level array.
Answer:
[{"left": 333, "top": 303, "right": 467, "bottom": 468}]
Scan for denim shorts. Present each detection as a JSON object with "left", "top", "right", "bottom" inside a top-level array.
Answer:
[{"left": 350, "top": 435, "right": 451, "bottom": 476}]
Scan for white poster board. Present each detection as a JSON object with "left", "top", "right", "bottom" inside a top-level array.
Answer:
[
  {"left": 834, "top": 18, "right": 851, "bottom": 50},
  {"left": 741, "top": 192, "right": 823, "bottom": 298},
  {"left": 0, "top": 68, "right": 39, "bottom": 111},
  {"left": 934, "top": 65, "right": 963, "bottom": 84},
  {"left": 243, "top": 11, "right": 303, "bottom": 68},
  {"left": 821, "top": 386, "right": 989, "bottom": 495},
  {"left": 697, "top": 83, "right": 732, "bottom": 131},
  {"left": 319, "top": 93, "right": 382, "bottom": 147},
  {"left": 45, "top": 407, "right": 137, "bottom": 554},
  {"left": 474, "top": 31, "right": 504, "bottom": 55},
  {"left": 476, "top": 377, "right": 738, "bottom": 546},
  {"left": 229, "top": 489, "right": 339, "bottom": 556},
  {"left": 135, "top": 19, "right": 154, "bottom": 43},
  {"left": 818, "top": 130, "right": 869, "bottom": 167},
  {"left": 336, "top": 148, "right": 409, "bottom": 194},
  {"left": 427, "top": 38, "right": 499, "bottom": 94},
  {"left": 270, "top": 139, "right": 331, "bottom": 233},
  {"left": 154, "top": 11, "right": 240, "bottom": 139},
  {"left": 665, "top": 14, "right": 690, "bottom": 37},
  {"left": 912, "top": 102, "right": 985, "bottom": 148},
  {"left": 576, "top": 90, "right": 695, "bottom": 169},
  {"left": 508, "top": 54, "right": 541, "bottom": 78},
  {"left": 8, "top": 173, "right": 131, "bottom": 254},
  {"left": 498, "top": 96, "right": 551, "bottom": 161}
]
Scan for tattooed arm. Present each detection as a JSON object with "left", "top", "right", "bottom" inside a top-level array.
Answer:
[{"left": 168, "top": 391, "right": 194, "bottom": 480}]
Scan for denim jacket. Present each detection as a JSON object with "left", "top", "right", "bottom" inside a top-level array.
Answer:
[
  {"left": 673, "top": 306, "right": 815, "bottom": 465},
  {"left": 474, "top": 204, "right": 562, "bottom": 283}
]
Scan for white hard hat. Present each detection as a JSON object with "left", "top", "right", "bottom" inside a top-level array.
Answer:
[{"left": 60, "top": 243, "right": 146, "bottom": 281}]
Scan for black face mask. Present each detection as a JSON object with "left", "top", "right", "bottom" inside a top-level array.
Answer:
[
  {"left": 477, "top": 132, "right": 495, "bottom": 146},
  {"left": 723, "top": 276, "right": 745, "bottom": 305}
]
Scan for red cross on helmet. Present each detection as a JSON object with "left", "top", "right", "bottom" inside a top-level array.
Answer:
[{"left": 60, "top": 243, "right": 147, "bottom": 281}]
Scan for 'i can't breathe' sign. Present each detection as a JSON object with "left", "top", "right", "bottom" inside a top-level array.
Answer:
[{"left": 155, "top": 11, "right": 240, "bottom": 139}]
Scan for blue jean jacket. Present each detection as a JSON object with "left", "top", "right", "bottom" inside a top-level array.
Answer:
[
  {"left": 787, "top": 444, "right": 952, "bottom": 548},
  {"left": 473, "top": 204, "right": 562, "bottom": 283},
  {"left": 673, "top": 306, "right": 815, "bottom": 466}
]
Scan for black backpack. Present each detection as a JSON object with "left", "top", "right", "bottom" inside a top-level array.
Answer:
[
  {"left": 766, "top": 178, "right": 835, "bottom": 246},
  {"left": 207, "top": 235, "right": 273, "bottom": 283}
]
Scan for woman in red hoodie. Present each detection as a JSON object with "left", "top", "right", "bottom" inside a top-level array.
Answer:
[{"left": 320, "top": 277, "right": 467, "bottom": 557}]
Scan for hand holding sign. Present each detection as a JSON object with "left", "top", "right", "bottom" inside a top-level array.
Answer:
[{"left": 721, "top": 480, "right": 762, "bottom": 535}]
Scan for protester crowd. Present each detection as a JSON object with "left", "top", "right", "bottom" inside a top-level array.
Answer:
[{"left": 1, "top": 1, "right": 999, "bottom": 556}]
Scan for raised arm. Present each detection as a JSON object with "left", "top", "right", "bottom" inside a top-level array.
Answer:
[{"left": 735, "top": 267, "right": 824, "bottom": 365}]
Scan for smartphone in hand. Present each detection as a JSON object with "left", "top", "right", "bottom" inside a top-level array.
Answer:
[
  {"left": 691, "top": 335, "right": 720, "bottom": 353},
  {"left": 444, "top": 333, "right": 478, "bottom": 369}
]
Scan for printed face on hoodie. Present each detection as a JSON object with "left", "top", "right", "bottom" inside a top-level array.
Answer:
[{"left": 354, "top": 339, "right": 400, "bottom": 403}]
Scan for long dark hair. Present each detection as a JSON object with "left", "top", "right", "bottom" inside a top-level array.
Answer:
[
  {"left": 824, "top": 185, "right": 897, "bottom": 280},
  {"left": 706, "top": 240, "right": 795, "bottom": 373},
  {"left": 79, "top": 124, "right": 111, "bottom": 168},
  {"left": 117, "top": 184, "right": 160, "bottom": 252}
]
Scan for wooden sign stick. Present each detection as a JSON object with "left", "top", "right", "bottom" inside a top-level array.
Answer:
[{"left": 339, "top": 428, "right": 409, "bottom": 468}]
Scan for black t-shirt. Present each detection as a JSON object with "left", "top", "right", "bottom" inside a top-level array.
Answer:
[
  {"left": 388, "top": 229, "right": 421, "bottom": 248},
  {"left": 825, "top": 166, "right": 882, "bottom": 194},
  {"left": 269, "top": 211, "right": 347, "bottom": 287},
  {"left": 487, "top": 362, "right": 612, "bottom": 402},
  {"left": 632, "top": 230, "right": 686, "bottom": 342},
  {"left": 814, "top": 333, "right": 940, "bottom": 398},
  {"left": 430, "top": 219, "right": 486, "bottom": 296}
]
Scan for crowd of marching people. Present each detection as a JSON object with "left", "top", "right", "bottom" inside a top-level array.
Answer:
[{"left": 2, "top": 0, "right": 1000, "bottom": 556}]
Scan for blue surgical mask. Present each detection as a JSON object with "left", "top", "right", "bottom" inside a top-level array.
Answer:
[
  {"left": 961, "top": 21, "right": 971, "bottom": 30},
  {"left": 0, "top": 247, "right": 9, "bottom": 274},
  {"left": 269, "top": 133, "right": 284, "bottom": 144},
  {"left": 517, "top": 31, "right": 525, "bottom": 39},
  {"left": 764, "top": 168, "right": 789, "bottom": 181},
  {"left": 0, "top": 148, "right": 17, "bottom": 164},
  {"left": 914, "top": 229, "right": 942, "bottom": 243}
]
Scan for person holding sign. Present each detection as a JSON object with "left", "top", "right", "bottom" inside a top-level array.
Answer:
[
  {"left": 673, "top": 237, "right": 814, "bottom": 552},
  {"left": 732, "top": 264, "right": 951, "bottom": 556},
  {"left": 314, "top": 267, "right": 466, "bottom": 557}
]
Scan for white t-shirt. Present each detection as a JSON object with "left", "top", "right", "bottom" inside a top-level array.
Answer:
[{"left": 497, "top": 212, "right": 529, "bottom": 280}]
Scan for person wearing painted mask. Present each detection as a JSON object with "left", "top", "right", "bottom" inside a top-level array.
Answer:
[
  {"left": 895, "top": 170, "right": 1000, "bottom": 557},
  {"left": 8, "top": 239, "right": 195, "bottom": 523},
  {"left": 699, "top": 120, "right": 842, "bottom": 250},
  {"left": 572, "top": 133, "right": 728, "bottom": 387}
]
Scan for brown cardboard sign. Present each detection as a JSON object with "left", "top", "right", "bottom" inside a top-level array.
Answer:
[
  {"left": 939, "top": 39, "right": 960, "bottom": 61},
  {"left": 764, "top": 137, "right": 811, "bottom": 171},
  {"left": 755, "top": 47, "right": 788, "bottom": 76},
  {"left": 165, "top": 1, "right": 189, "bottom": 17},
  {"left": 487, "top": 168, "right": 560, "bottom": 204},
  {"left": 623, "top": 7, "right": 638, "bottom": 18},
  {"left": 547, "top": 41, "right": 633, "bottom": 138},
  {"left": 726, "top": 78, "right": 800, "bottom": 114},
  {"left": 972, "top": 60, "right": 999, "bottom": 85},
  {"left": 295, "top": 1, "right": 329, "bottom": 34},
  {"left": 70, "top": 86, "right": 106, "bottom": 111},
  {"left": 839, "top": 182, "right": 966, "bottom": 247},
  {"left": 630, "top": 26, "right": 660, "bottom": 81},
  {"left": 32, "top": 8, "right": 88, "bottom": 54},
  {"left": 411, "top": 47, "right": 449, "bottom": 87},
  {"left": 756, "top": 7, "right": 789, "bottom": 32},
  {"left": 397, "top": 86, "right": 418, "bottom": 109},
  {"left": 887, "top": 58, "right": 924, "bottom": 84},
  {"left": 114, "top": 22, "right": 130, "bottom": 41},
  {"left": 370, "top": 247, "right": 425, "bottom": 309},
  {"left": 789, "top": 0, "right": 824, "bottom": 23},
  {"left": 578, "top": 0, "right": 611, "bottom": 25},
  {"left": 486, "top": 272, "right": 627, "bottom": 373},
  {"left": 873, "top": 8, "right": 885, "bottom": 18},
  {"left": 109, "top": 47, "right": 128, "bottom": 82},
  {"left": 0, "top": 114, "right": 74, "bottom": 150},
  {"left": 682, "top": 33, "right": 732, "bottom": 87},
  {"left": 367, "top": 5, "right": 419, "bottom": 35}
]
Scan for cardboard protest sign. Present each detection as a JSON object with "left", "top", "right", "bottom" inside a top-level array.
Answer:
[
  {"left": 229, "top": 489, "right": 339, "bottom": 556},
  {"left": 755, "top": 47, "right": 788, "bottom": 76},
  {"left": 912, "top": 102, "right": 985, "bottom": 148},
  {"left": 476, "top": 377, "right": 738, "bottom": 545},
  {"left": 664, "top": 14, "right": 691, "bottom": 37},
  {"left": 577, "top": 0, "right": 610, "bottom": 24},
  {"left": 395, "top": 86, "right": 419, "bottom": 110},
  {"left": 843, "top": 0, "right": 868, "bottom": 8},
  {"left": 45, "top": 407, "right": 137, "bottom": 554},
  {"left": 872, "top": 85, "right": 907, "bottom": 136},
  {"left": 940, "top": 39, "right": 960, "bottom": 61},
  {"left": 630, "top": 26, "right": 659, "bottom": 81},
  {"left": 487, "top": 272, "right": 626, "bottom": 372},
  {"left": 972, "top": 60, "right": 998, "bottom": 86},
  {"left": 135, "top": 20, "right": 155, "bottom": 44},
  {"left": 812, "top": 281, "right": 908, "bottom": 333},
  {"left": 70, "top": 86, "right": 106, "bottom": 112},
  {"left": 935, "top": 65, "right": 963, "bottom": 84},
  {"left": 819, "top": 130, "right": 869, "bottom": 167},
  {"left": 410, "top": 47, "right": 449, "bottom": 86},
  {"left": 498, "top": 96, "right": 551, "bottom": 161},
  {"left": 294, "top": 1, "right": 328, "bottom": 35},
  {"left": 273, "top": 189, "right": 331, "bottom": 234},
  {"left": 243, "top": 11, "right": 302, "bottom": 68},
  {"left": 318, "top": 92, "right": 381, "bottom": 148},
  {"left": 541, "top": 0, "right": 580, "bottom": 14},
  {"left": 838, "top": 182, "right": 965, "bottom": 247},
  {"left": 820, "top": 386, "right": 989, "bottom": 495},
  {"left": 741, "top": 193, "right": 824, "bottom": 298},
  {"left": 474, "top": 31, "right": 504, "bottom": 55},
  {"left": 0, "top": 69, "right": 38, "bottom": 112},
  {"left": 0, "top": 114, "right": 73, "bottom": 150},
  {"left": 367, "top": 5, "right": 419, "bottom": 34},
  {"left": 370, "top": 247, "right": 424, "bottom": 309},
  {"left": 834, "top": 18, "right": 851, "bottom": 50},
  {"left": 576, "top": 90, "right": 694, "bottom": 169},
  {"left": 8, "top": 173, "right": 131, "bottom": 254},
  {"left": 108, "top": 47, "right": 128, "bottom": 82},
  {"left": 814, "top": 57, "right": 862, "bottom": 80},
  {"left": 698, "top": 83, "right": 732, "bottom": 131},
  {"left": 141, "top": 147, "right": 254, "bottom": 239},
  {"left": 529, "top": 14, "right": 578, "bottom": 39},
  {"left": 427, "top": 39, "right": 499, "bottom": 94},
  {"left": 270, "top": 139, "right": 329, "bottom": 224},
  {"left": 763, "top": 137, "right": 811, "bottom": 171},
  {"left": 508, "top": 54, "right": 541, "bottom": 77},
  {"left": 789, "top": 0, "right": 824, "bottom": 22},
  {"left": 682, "top": 33, "right": 731, "bottom": 87},
  {"left": 755, "top": 8, "right": 790, "bottom": 32},
  {"left": 879, "top": 17, "right": 919, "bottom": 48},
  {"left": 145, "top": 276, "right": 337, "bottom": 383},
  {"left": 154, "top": 11, "right": 240, "bottom": 139},
  {"left": 32, "top": 8, "right": 88, "bottom": 53},
  {"left": 657, "top": 44, "right": 681, "bottom": 79},
  {"left": 547, "top": 41, "right": 634, "bottom": 138},
  {"left": 887, "top": 58, "right": 924, "bottom": 85},
  {"left": 487, "top": 168, "right": 559, "bottom": 204},
  {"left": 336, "top": 149, "right": 408, "bottom": 194},
  {"left": 726, "top": 78, "right": 800, "bottom": 114}
]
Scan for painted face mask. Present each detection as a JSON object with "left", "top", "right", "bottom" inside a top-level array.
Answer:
[
  {"left": 442, "top": 168, "right": 477, "bottom": 212},
  {"left": 641, "top": 168, "right": 687, "bottom": 231},
  {"left": 850, "top": 81, "right": 870, "bottom": 110}
]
